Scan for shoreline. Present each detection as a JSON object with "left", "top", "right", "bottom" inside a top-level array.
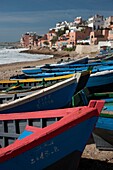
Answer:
[
  {"left": 0, "top": 49, "right": 85, "bottom": 80},
  {"left": 0, "top": 49, "right": 113, "bottom": 169},
  {"left": 0, "top": 56, "right": 71, "bottom": 80},
  {"left": 19, "top": 47, "right": 75, "bottom": 57}
]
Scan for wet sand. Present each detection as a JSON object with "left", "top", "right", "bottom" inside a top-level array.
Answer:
[{"left": 0, "top": 49, "right": 113, "bottom": 169}]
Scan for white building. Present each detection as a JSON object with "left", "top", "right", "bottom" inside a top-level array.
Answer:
[
  {"left": 98, "top": 41, "right": 113, "bottom": 50},
  {"left": 104, "top": 16, "right": 113, "bottom": 28},
  {"left": 74, "top": 16, "right": 82, "bottom": 24},
  {"left": 55, "top": 21, "right": 69, "bottom": 31},
  {"left": 88, "top": 14, "right": 104, "bottom": 30}
]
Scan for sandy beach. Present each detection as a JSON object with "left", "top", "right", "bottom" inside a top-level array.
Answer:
[
  {"left": 0, "top": 49, "right": 85, "bottom": 80},
  {"left": 0, "top": 48, "right": 113, "bottom": 169}
]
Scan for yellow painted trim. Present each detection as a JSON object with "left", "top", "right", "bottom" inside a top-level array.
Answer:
[{"left": 0, "top": 74, "right": 74, "bottom": 84}]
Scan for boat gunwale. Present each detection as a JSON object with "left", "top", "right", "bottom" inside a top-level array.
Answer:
[
  {"left": 0, "top": 73, "right": 80, "bottom": 111},
  {"left": 0, "top": 100, "right": 104, "bottom": 163}
]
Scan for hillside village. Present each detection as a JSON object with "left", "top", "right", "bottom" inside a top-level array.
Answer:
[{"left": 20, "top": 14, "right": 113, "bottom": 54}]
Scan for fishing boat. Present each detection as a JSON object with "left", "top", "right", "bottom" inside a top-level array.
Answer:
[
  {"left": 86, "top": 70, "right": 113, "bottom": 93},
  {"left": 42, "top": 64, "right": 113, "bottom": 94},
  {"left": 28, "top": 69, "right": 113, "bottom": 93},
  {"left": 0, "top": 71, "right": 90, "bottom": 113},
  {"left": 90, "top": 91, "right": 113, "bottom": 151},
  {"left": 21, "top": 59, "right": 113, "bottom": 75},
  {"left": 93, "top": 113, "right": 113, "bottom": 151},
  {"left": 21, "top": 56, "right": 89, "bottom": 75},
  {"left": 0, "top": 70, "right": 91, "bottom": 105},
  {"left": 31, "top": 64, "right": 113, "bottom": 79},
  {"left": 0, "top": 74, "right": 74, "bottom": 91},
  {"left": 10, "top": 61, "right": 113, "bottom": 93},
  {"left": 0, "top": 100, "right": 104, "bottom": 170},
  {"left": 10, "top": 71, "right": 76, "bottom": 80},
  {"left": 72, "top": 88, "right": 113, "bottom": 151},
  {"left": 55, "top": 55, "right": 89, "bottom": 65}
]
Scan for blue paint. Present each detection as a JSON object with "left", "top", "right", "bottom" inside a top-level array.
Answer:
[
  {"left": 0, "top": 81, "right": 77, "bottom": 113},
  {"left": 103, "top": 105, "right": 113, "bottom": 111},
  {"left": 22, "top": 68, "right": 42, "bottom": 74},
  {"left": 18, "top": 130, "right": 33, "bottom": 140},
  {"left": 87, "top": 71, "right": 113, "bottom": 87},
  {"left": 25, "top": 71, "right": 75, "bottom": 78},
  {"left": 24, "top": 64, "right": 113, "bottom": 76},
  {"left": 104, "top": 98, "right": 113, "bottom": 103},
  {"left": 0, "top": 116, "right": 98, "bottom": 170},
  {"left": 96, "top": 117, "right": 113, "bottom": 130}
]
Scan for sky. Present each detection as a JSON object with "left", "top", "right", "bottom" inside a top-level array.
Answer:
[{"left": 0, "top": 0, "right": 113, "bottom": 42}]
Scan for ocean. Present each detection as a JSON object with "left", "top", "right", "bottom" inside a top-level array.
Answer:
[{"left": 0, "top": 46, "right": 53, "bottom": 65}]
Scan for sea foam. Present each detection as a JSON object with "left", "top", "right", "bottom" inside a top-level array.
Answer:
[{"left": 0, "top": 47, "right": 53, "bottom": 65}]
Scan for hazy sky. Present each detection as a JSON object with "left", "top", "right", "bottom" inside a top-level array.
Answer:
[{"left": 0, "top": 0, "right": 113, "bottom": 42}]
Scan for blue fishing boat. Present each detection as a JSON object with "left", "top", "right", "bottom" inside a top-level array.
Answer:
[
  {"left": 22, "top": 56, "right": 89, "bottom": 74},
  {"left": 0, "top": 72, "right": 88, "bottom": 113},
  {"left": 90, "top": 92, "right": 113, "bottom": 151},
  {"left": 0, "top": 100, "right": 104, "bottom": 170},
  {"left": 23, "top": 71, "right": 75, "bottom": 78},
  {"left": 72, "top": 88, "right": 113, "bottom": 151},
  {"left": 93, "top": 112, "right": 113, "bottom": 151},
  {"left": 86, "top": 70, "right": 113, "bottom": 93},
  {"left": 0, "top": 70, "right": 91, "bottom": 105},
  {"left": 8, "top": 51, "right": 113, "bottom": 97},
  {"left": 11, "top": 67, "right": 113, "bottom": 93},
  {"left": 10, "top": 63, "right": 113, "bottom": 82},
  {"left": 10, "top": 71, "right": 76, "bottom": 80},
  {"left": 40, "top": 64, "right": 113, "bottom": 76},
  {"left": 22, "top": 59, "right": 113, "bottom": 75},
  {"left": 9, "top": 72, "right": 113, "bottom": 102}
]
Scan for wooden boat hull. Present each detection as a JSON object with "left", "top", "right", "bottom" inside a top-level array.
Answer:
[
  {"left": 14, "top": 64, "right": 113, "bottom": 79},
  {"left": 0, "top": 74, "right": 81, "bottom": 113},
  {"left": 0, "top": 100, "right": 104, "bottom": 170},
  {"left": 10, "top": 66, "right": 113, "bottom": 94},
  {"left": 93, "top": 115, "right": 113, "bottom": 151},
  {"left": 86, "top": 70, "right": 113, "bottom": 93},
  {"left": 0, "top": 123, "right": 92, "bottom": 170},
  {"left": 21, "top": 59, "right": 89, "bottom": 75},
  {"left": 0, "top": 74, "right": 74, "bottom": 90},
  {"left": 48, "top": 56, "right": 89, "bottom": 66},
  {"left": 0, "top": 70, "right": 91, "bottom": 108},
  {"left": 93, "top": 97, "right": 113, "bottom": 150},
  {"left": 72, "top": 88, "right": 113, "bottom": 151},
  {"left": 11, "top": 71, "right": 76, "bottom": 79},
  {"left": 22, "top": 66, "right": 42, "bottom": 74},
  {"left": 22, "top": 60, "right": 111, "bottom": 75}
]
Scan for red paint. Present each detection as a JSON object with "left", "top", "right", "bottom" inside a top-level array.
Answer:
[{"left": 0, "top": 100, "right": 104, "bottom": 163}]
